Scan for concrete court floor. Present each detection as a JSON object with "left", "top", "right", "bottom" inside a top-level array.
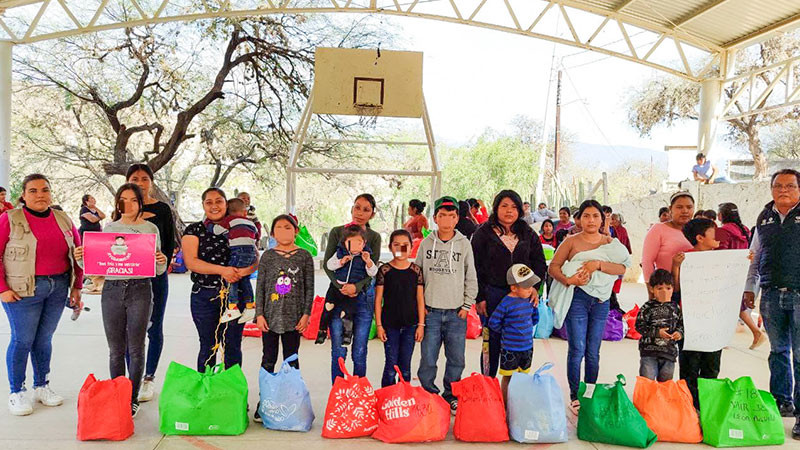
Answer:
[{"left": 0, "top": 272, "right": 797, "bottom": 450}]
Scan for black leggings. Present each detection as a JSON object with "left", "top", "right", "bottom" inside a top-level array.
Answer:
[{"left": 261, "top": 330, "right": 301, "bottom": 372}]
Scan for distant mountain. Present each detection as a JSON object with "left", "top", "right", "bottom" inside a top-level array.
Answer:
[{"left": 568, "top": 142, "right": 668, "bottom": 171}]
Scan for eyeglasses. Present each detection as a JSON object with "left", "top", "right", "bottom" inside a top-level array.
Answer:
[{"left": 772, "top": 183, "right": 799, "bottom": 191}]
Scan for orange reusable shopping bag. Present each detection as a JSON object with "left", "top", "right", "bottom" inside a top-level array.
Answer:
[
  {"left": 372, "top": 367, "right": 450, "bottom": 443},
  {"left": 77, "top": 374, "right": 134, "bottom": 441},
  {"left": 321, "top": 358, "right": 378, "bottom": 438},
  {"left": 632, "top": 376, "right": 703, "bottom": 443}
]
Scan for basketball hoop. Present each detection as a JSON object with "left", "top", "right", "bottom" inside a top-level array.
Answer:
[{"left": 354, "top": 104, "right": 382, "bottom": 127}]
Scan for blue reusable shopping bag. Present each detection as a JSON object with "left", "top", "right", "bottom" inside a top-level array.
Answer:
[
  {"left": 506, "top": 363, "right": 568, "bottom": 443},
  {"left": 258, "top": 354, "right": 315, "bottom": 432},
  {"left": 534, "top": 298, "right": 554, "bottom": 339}
]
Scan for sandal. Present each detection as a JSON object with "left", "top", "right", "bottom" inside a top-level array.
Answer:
[{"left": 569, "top": 399, "right": 581, "bottom": 415}]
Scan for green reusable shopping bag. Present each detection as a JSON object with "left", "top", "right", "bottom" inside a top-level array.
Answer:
[
  {"left": 159, "top": 362, "right": 249, "bottom": 436},
  {"left": 577, "top": 374, "right": 658, "bottom": 448},
  {"left": 369, "top": 318, "right": 377, "bottom": 339},
  {"left": 698, "top": 377, "right": 784, "bottom": 447},
  {"left": 295, "top": 225, "right": 318, "bottom": 257}
]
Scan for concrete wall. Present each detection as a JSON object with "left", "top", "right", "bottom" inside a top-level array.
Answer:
[{"left": 611, "top": 180, "right": 771, "bottom": 282}]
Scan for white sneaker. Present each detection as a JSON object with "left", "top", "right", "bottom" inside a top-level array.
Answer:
[
  {"left": 238, "top": 308, "right": 256, "bottom": 324},
  {"left": 8, "top": 391, "right": 33, "bottom": 416},
  {"left": 220, "top": 308, "right": 242, "bottom": 323},
  {"left": 34, "top": 385, "right": 63, "bottom": 407},
  {"left": 138, "top": 380, "right": 155, "bottom": 402}
]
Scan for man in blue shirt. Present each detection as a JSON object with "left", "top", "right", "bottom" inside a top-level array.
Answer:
[{"left": 692, "top": 153, "right": 731, "bottom": 184}]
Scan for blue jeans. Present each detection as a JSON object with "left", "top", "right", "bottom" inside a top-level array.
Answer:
[
  {"left": 639, "top": 356, "right": 675, "bottom": 382},
  {"left": 565, "top": 288, "right": 610, "bottom": 400},
  {"left": 418, "top": 307, "right": 467, "bottom": 403},
  {"left": 227, "top": 247, "right": 256, "bottom": 306},
  {"left": 381, "top": 325, "right": 416, "bottom": 387},
  {"left": 329, "top": 286, "right": 374, "bottom": 383},
  {"left": 760, "top": 288, "right": 800, "bottom": 416},
  {"left": 190, "top": 285, "right": 244, "bottom": 371},
  {"left": 2, "top": 273, "right": 69, "bottom": 394},
  {"left": 145, "top": 270, "right": 169, "bottom": 378}
]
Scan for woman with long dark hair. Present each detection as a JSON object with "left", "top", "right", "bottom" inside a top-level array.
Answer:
[
  {"left": 471, "top": 190, "right": 547, "bottom": 377},
  {"left": 0, "top": 174, "right": 83, "bottom": 415},
  {"left": 455, "top": 200, "right": 477, "bottom": 239},
  {"left": 321, "top": 193, "right": 382, "bottom": 382},
  {"left": 75, "top": 183, "right": 167, "bottom": 418},
  {"left": 403, "top": 199, "right": 428, "bottom": 240},
  {"left": 182, "top": 188, "right": 257, "bottom": 372},
  {"left": 125, "top": 163, "right": 177, "bottom": 402},
  {"left": 716, "top": 202, "right": 763, "bottom": 349},
  {"left": 548, "top": 200, "right": 631, "bottom": 414},
  {"left": 78, "top": 194, "right": 106, "bottom": 294}
]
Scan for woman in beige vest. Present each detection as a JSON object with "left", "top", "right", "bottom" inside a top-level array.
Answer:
[{"left": 0, "top": 174, "right": 83, "bottom": 416}]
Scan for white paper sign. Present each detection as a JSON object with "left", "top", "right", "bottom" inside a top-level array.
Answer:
[{"left": 681, "top": 249, "right": 750, "bottom": 352}]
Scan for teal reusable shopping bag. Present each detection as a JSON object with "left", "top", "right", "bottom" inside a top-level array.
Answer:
[
  {"left": 577, "top": 374, "right": 658, "bottom": 448},
  {"left": 698, "top": 377, "right": 784, "bottom": 447},
  {"left": 159, "top": 362, "right": 249, "bottom": 436}
]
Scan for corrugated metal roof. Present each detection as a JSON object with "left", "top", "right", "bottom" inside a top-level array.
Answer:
[
  {"left": 1, "top": 0, "right": 799, "bottom": 49},
  {"left": 565, "top": 0, "right": 800, "bottom": 49}
]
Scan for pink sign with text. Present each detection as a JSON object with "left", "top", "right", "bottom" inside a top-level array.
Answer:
[{"left": 83, "top": 232, "right": 157, "bottom": 277}]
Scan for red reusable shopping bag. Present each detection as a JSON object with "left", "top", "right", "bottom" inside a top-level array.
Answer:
[
  {"left": 624, "top": 304, "right": 642, "bottom": 340},
  {"left": 242, "top": 322, "right": 262, "bottom": 337},
  {"left": 451, "top": 373, "right": 509, "bottom": 442},
  {"left": 77, "top": 374, "right": 134, "bottom": 441},
  {"left": 372, "top": 366, "right": 450, "bottom": 443},
  {"left": 466, "top": 305, "right": 482, "bottom": 339},
  {"left": 321, "top": 358, "right": 379, "bottom": 438},
  {"left": 302, "top": 295, "right": 326, "bottom": 340},
  {"left": 409, "top": 238, "right": 423, "bottom": 259}
]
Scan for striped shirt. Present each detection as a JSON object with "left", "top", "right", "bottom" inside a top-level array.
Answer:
[
  {"left": 209, "top": 215, "right": 258, "bottom": 248},
  {"left": 488, "top": 295, "right": 539, "bottom": 352}
]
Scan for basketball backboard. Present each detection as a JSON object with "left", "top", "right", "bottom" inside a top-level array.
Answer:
[{"left": 312, "top": 47, "right": 423, "bottom": 118}]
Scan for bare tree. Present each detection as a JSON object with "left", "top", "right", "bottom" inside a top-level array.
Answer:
[{"left": 626, "top": 34, "right": 800, "bottom": 179}]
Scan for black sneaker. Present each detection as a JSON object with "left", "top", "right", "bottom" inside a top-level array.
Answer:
[
  {"left": 779, "top": 402, "right": 795, "bottom": 418},
  {"left": 793, "top": 418, "right": 800, "bottom": 441},
  {"left": 315, "top": 329, "right": 327, "bottom": 345},
  {"left": 131, "top": 402, "right": 140, "bottom": 419},
  {"left": 449, "top": 399, "right": 458, "bottom": 416},
  {"left": 254, "top": 409, "right": 262, "bottom": 423}
]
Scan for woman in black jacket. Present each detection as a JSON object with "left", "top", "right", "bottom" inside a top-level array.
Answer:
[{"left": 471, "top": 190, "right": 547, "bottom": 377}]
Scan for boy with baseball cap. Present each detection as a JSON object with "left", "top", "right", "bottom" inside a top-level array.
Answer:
[
  {"left": 488, "top": 263, "right": 541, "bottom": 402},
  {"left": 416, "top": 196, "right": 478, "bottom": 415}
]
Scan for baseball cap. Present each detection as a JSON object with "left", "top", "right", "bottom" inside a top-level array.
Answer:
[
  {"left": 506, "top": 263, "right": 541, "bottom": 289},
  {"left": 434, "top": 196, "right": 459, "bottom": 213}
]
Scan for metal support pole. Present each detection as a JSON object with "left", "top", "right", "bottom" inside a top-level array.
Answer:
[
  {"left": 0, "top": 42, "right": 11, "bottom": 190},
  {"left": 697, "top": 78, "right": 722, "bottom": 158}
]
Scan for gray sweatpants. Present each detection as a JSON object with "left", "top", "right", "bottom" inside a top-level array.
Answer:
[{"left": 101, "top": 279, "right": 153, "bottom": 404}]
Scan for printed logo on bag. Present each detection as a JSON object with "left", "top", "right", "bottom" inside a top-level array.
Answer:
[
  {"left": 583, "top": 384, "right": 595, "bottom": 398},
  {"left": 382, "top": 396, "right": 416, "bottom": 420},
  {"left": 261, "top": 399, "right": 297, "bottom": 422},
  {"left": 174, "top": 422, "right": 189, "bottom": 431},
  {"left": 325, "top": 386, "right": 378, "bottom": 433},
  {"left": 208, "top": 425, "right": 219, "bottom": 431},
  {"left": 729, "top": 429, "right": 744, "bottom": 440},
  {"left": 524, "top": 430, "right": 540, "bottom": 441}
]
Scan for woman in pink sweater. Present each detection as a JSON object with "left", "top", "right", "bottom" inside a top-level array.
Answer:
[
  {"left": 0, "top": 174, "right": 83, "bottom": 416},
  {"left": 641, "top": 192, "right": 695, "bottom": 297}
]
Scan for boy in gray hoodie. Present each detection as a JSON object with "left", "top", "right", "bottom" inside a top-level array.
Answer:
[{"left": 415, "top": 196, "right": 478, "bottom": 415}]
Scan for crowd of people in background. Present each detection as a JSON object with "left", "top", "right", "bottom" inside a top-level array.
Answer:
[{"left": 0, "top": 167, "right": 799, "bottom": 439}]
